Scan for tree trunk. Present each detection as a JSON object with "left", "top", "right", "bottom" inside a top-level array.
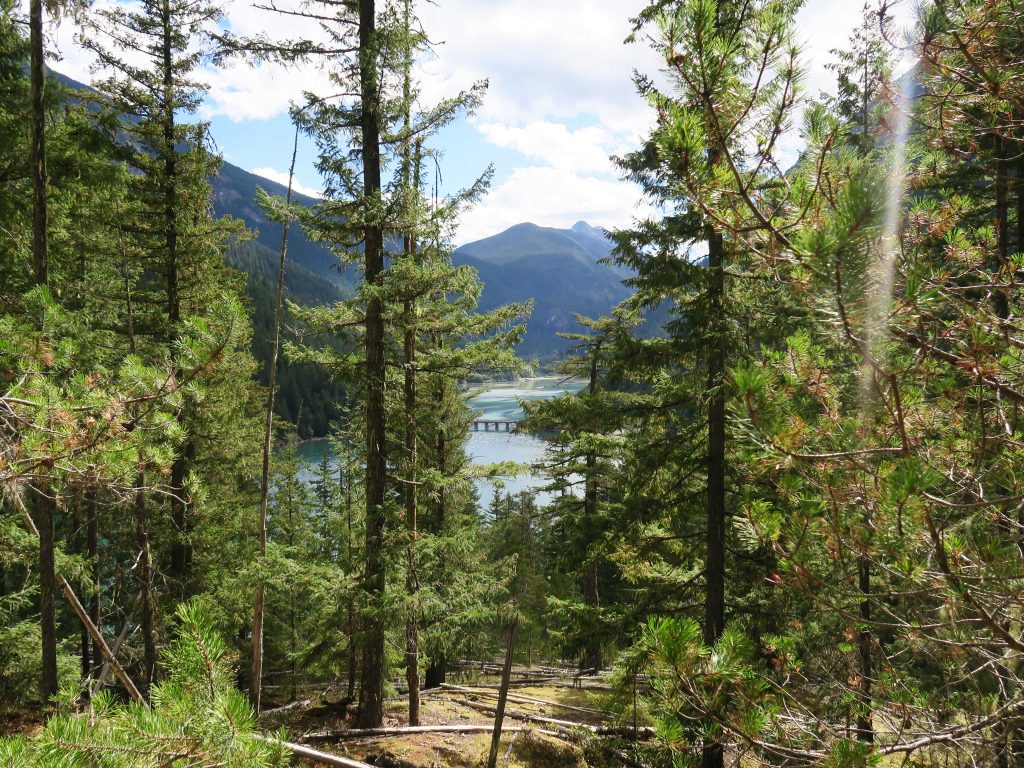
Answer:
[
  {"left": 425, "top": 655, "right": 447, "bottom": 689},
  {"left": 29, "top": 0, "right": 57, "bottom": 704},
  {"left": 995, "top": 135, "right": 1010, "bottom": 319},
  {"left": 75, "top": 490, "right": 90, "bottom": 684},
  {"left": 250, "top": 122, "right": 298, "bottom": 713},
  {"left": 159, "top": 0, "right": 192, "bottom": 597},
  {"left": 424, "top": 344, "right": 448, "bottom": 693},
  {"left": 581, "top": 352, "right": 602, "bottom": 673},
  {"left": 855, "top": 546, "right": 873, "bottom": 744},
  {"left": 345, "top": 466, "right": 357, "bottom": 702},
  {"left": 487, "top": 618, "right": 518, "bottom": 768},
  {"left": 356, "top": 0, "right": 387, "bottom": 730},
  {"left": 404, "top": 309, "right": 419, "bottom": 725},
  {"left": 136, "top": 472, "right": 157, "bottom": 697},
  {"left": 30, "top": 0, "right": 46, "bottom": 289},
  {"left": 1016, "top": 155, "right": 1023, "bottom": 256},
  {"left": 37, "top": 490, "right": 57, "bottom": 702},
  {"left": 87, "top": 489, "right": 102, "bottom": 675},
  {"left": 581, "top": 561, "right": 601, "bottom": 672},
  {"left": 22, "top": 505, "right": 144, "bottom": 704},
  {"left": 703, "top": 227, "right": 726, "bottom": 768},
  {"left": 401, "top": 111, "right": 421, "bottom": 724}
]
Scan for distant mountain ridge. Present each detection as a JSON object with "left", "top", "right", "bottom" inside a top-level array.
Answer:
[
  {"left": 54, "top": 67, "right": 634, "bottom": 376},
  {"left": 453, "top": 221, "right": 632, "bottom": 360}
]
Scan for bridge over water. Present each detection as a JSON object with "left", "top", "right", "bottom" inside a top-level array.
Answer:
[{"left": 471, "top": 418, "right": 520, "bottom": 433}]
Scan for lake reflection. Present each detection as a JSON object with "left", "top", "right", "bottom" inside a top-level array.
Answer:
[{"left": 294, "top": 377, "right": 583, "bottom": 507}]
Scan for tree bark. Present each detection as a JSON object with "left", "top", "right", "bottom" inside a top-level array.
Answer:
[
  {"left": 581, "top": 561, "right": 601, "bottom": 672},
  {"left": 87, "top": 489, "right": 102, "bottom": 675},
  {"left": 703, "top": 226, "right": 726, "bottom": 768},
  {"left": 136, "top": 472, "right": 157, "bottom": 697},
  {"left": 425, "top": 361, "right": 447, "bottom": 692},
  {"left": 75, "top": 490, "right": 90, "bottom": 684},
  {"left": 581, "top": 352, "right": 602, "bottom": 673},
  {"left": 855, "top": 545, "right": 873, "bottom": 743},
  {"left": 995, "top": 135, "right": 1011, "bottom": 319},
  {"left": 159, "top": 0, "right": 193, "bottom": 597},
  {"left": 30, "top": 0, "right": 46, "bottom": 289},
  {"left": 355, "top": 0, "right": 388, "bottom": 730},
  {"left": 29, "top": 0, "right": 57, "bottom": 704},
  {"left": 345, "top": 466, "right": 357, "bottom": 702},
  {"left": 37, "top": 490, "right": 57, "bottom": 701},
  {"left": 21, "top": 505, "right": 144, "bottom": 704},
  {"left": 401, "top": 115, "right": 421, "bottom": 724},
  {"left": 1016, "top": 155, "right": 1023, "bottom": 256},
  {"left": 487, "top": 618, "right": 518, "bottom": 768},
  {"left": 403, "top": 305, "right": 419, "bottom": 725}
]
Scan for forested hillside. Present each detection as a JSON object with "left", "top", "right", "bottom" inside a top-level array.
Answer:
[{"left": 4, "top": 0, "right": 1024, "bottom": 767}]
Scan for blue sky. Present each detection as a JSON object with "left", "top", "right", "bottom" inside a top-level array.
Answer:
[{"left": 53, "top": 0, "right": 915, "bottom": 245}]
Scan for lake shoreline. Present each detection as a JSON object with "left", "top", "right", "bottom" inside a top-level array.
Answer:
[{"left": 295, "top": 377, "right": 585, "bottom": 505}]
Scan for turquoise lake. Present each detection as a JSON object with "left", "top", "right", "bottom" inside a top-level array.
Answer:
[{"left": 293, "top": 377, "right": 584, "bottom": 505}]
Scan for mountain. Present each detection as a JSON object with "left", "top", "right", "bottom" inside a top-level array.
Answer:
[
  {"left": 208, "top": 170, "right": 351, "bottom": 438},
  {"left": 52, "top": 69, "right": 638, "bottom": 421},
  {"left": 52, "top": 69, "right": 350, "bottom": 308},
  {"left": 452, "top": 221, "right": 633, "bottom": 360},
  {"left": 210, "top": 163, "right": 355, "bottom": 300}
]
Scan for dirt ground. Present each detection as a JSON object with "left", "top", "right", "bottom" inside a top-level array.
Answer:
[{"left": 260, "top": 670, "right": 651, "bottom": 768}]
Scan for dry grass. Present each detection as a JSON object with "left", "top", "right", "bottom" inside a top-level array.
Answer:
[{"left": 263, "top": 679, "right": 639, "bottom": 767}]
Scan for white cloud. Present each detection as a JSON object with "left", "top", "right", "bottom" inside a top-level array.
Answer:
[
  {"left": 418, "top": 0, "right": 657, "bottom": 137},
  {"left": 44, "top": 0, "right": 924, "bottom": 244},
  {"left": 249, "top": 166, "right": 322, "bottom": 198},
  {"left": 476, "top": 121, "right": 632, "bottom": 174},
  {"left": 457, "top": 165, "right": 654, "bottom": 244},
  {"left": 200, "top": 60, "right": 335, "bottom": 122}
]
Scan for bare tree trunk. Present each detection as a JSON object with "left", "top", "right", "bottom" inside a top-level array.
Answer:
[
  {"left": 400, "top": 59, "right": 421, "bottom": 717},
  {"left": 1017, "top": 155, "right": 1023, "bottom": 256},
  {"left": 487, "top": 618, "right": 518, "bottom": 768},
  {"left": 29, "top": 0, "right": 46, "bottom": 289},
  {"left": 581, "top": 561, "right": 601, "bottom": 672},
  {"left": 356, "top": 0, "right": 388, "bottom": 730},
  {"left": 251, "top": 122, "right": 299, "bottom": 713}
]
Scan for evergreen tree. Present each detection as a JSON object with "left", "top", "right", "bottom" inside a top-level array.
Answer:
[
  {"left": 616, "top": 0, "right": 803, "bottom": 763},
  {"left": 524, "top": 305, "right": 641, "bottom": 672}
]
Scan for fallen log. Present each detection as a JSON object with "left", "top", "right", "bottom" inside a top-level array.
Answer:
[
  {"left": 301, "top": 724, "right": 533, "bottom": 740},
  {"left": 456, "top": 677, "right": 574, "bottom": 689},
  {"left": 271, "top": 738, "right": 375, "bottom": 768},
  {"left": 455, "top": 699, "right": 655, "bottom": 739},
  {"left": 20, "top": 503, "right": 144, "bottom": 703},
  {"left": 438, "top": 684, "right": 610, "bottom": 717},
  {"left": 259, "top": 698, "right": 315, "bottom": 719}
]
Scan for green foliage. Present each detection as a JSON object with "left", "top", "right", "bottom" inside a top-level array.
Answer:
[{"left": 0, "top": 602, "right": 289, "bottom": 767}]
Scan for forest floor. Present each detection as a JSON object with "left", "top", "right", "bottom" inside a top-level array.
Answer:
[{"left": 261, "top": 664, "right": 656, "bottom": 768}]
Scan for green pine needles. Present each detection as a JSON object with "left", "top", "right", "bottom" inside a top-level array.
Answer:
[{"left": 0, "top": 602, "right": 289, "bottom": 768}]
